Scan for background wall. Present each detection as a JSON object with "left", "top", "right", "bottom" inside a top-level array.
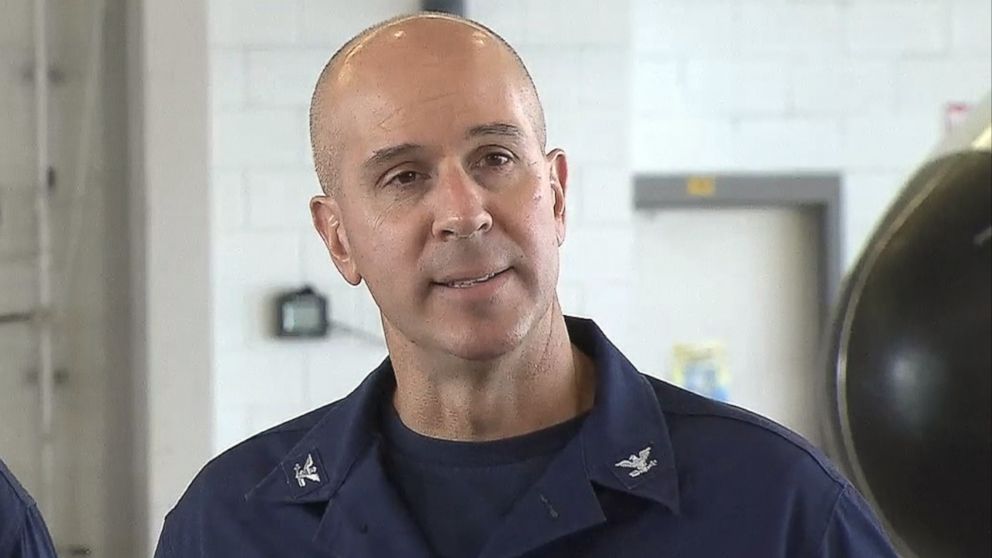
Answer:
[{"left": 631, "top": 0, "right": 992, "bottom": 265}]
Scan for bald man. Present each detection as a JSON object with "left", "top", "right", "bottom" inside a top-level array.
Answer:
[{"left": 156, "top": 13, "right": 898, "bottom": 558}]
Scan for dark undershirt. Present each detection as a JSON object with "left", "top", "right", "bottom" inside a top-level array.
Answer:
[{"left": 379, "top": 403, "right": 587, "bottom": 558}]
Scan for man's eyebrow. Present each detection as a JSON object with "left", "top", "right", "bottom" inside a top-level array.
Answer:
[
  {"left": 362, "top": 143, "right": 422, "bottom": 172},
  {"left": 466, "top": 122, "right": 526, "bottom": 140}
]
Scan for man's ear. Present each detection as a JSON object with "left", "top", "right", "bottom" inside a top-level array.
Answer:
[
  {"left": 310, "top": 194, "right": 362, "bottom": 285},
  {"left": 547, "top": 148, "right": 569, "bottom": 247}
]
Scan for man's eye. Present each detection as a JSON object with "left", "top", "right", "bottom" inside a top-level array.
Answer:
[
  {"left": 481, "top": 152, "right": 512, "bottom": 168},
  {"left": 386, "top": 170, "right": 422, "bottom": 187}
]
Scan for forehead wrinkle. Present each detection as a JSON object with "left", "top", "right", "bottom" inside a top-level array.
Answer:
[
  {"left": 467, "top": 122, "right": 527, "bottom": 141},
  {"left": 363, "top": 143, "right": 424, "bottom": 174}
]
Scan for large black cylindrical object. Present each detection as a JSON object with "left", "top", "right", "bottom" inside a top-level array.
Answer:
[{"left": 825, "top": 128, "right": 991, "bottom": 557}]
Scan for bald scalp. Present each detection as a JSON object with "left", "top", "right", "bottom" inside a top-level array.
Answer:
[{"left": 308, "top": 12, "right": 547, "bottom": 195}]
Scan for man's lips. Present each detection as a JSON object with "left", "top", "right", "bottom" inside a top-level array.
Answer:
[{"left": 433, "top": 268, "right": 510, "bottom": 288}]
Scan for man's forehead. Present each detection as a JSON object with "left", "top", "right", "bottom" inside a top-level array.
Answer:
[
  {"left": 316, "top": 17, "right": 534, "bottom": 141},
  {"left": 328, "top": 15, "right": 506, "bottom": 90},
  {"left": 308, "top": 13, "right": 547, "bottom": 193},
  {"left": 343, "top": 88, "right": 536, "bottom": 159}
]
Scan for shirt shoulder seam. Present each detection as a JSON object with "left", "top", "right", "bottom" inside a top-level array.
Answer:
[
  {"left": 810, "top": 482, "right": 847, "bottom": 557},
  {"left": 663, "top": 406, "right": 848, "bottom": 486},
  {"left": 0, "top": 466, "right": 33, "bottom": 507},
  {"left": 0, "top": 503, "right": 30, "bottom": 556}
]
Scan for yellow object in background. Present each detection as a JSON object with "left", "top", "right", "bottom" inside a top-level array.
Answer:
[
  {"left": 686, "top": 176, "right": 716, "bottom": 197},
  {"left": 670, "top": 342, "right": 731, "bottom": 402}
]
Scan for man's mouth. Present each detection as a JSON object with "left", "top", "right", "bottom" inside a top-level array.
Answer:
[{"left": 437, "top": 269, "right": 507, "bottom": 289}]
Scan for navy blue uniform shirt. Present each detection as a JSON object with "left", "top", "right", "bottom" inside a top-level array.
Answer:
[
  {"left": 380, "top": 401, "right": 586, "bottom": 557},
  {"left": 156, "top": 317, "right": 899, "bottom": 557},
  {"left": 0, "top": 459, "right": 58, "bottom": 558}
]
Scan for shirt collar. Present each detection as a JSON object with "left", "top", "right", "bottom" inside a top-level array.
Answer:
[
  {"left": 480, "top": 318, "right": 681, "bottom": 558},
  {"left": 568, "top": 316, "right": 681, "bottom": 514},
  {"left": 245, "top": 316, "right": 681, "bottom": 515},
  {"left": 244, "top": 358, "right": 393, "bottom": 505}
]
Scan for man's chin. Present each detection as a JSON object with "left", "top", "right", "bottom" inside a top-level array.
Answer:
[
  {"left": 441, "top": 332, "right": 523, "bottom": 362},
  {"left": 437, "top": 318, "right": 532, "bottom": 362}
]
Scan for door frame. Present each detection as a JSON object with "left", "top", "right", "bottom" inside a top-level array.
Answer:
[{"left": 633, "top": 173, "right": 843, "bottom": 334}]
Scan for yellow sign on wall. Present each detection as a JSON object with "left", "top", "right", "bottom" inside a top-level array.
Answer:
[{"left": 686, "top": 175, "right": 717, "bottom": 197}]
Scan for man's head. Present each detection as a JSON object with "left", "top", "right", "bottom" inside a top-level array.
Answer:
[{"left": 308, "top": 13, "right": 569, "bottom": 362}]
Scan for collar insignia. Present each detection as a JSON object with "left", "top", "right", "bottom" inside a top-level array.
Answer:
[
  {"left": 282, "top": 448, "right": 326, "bottom": 497},
  {"left": 614, "top": 446, "right": 658, "bottom": 478}
]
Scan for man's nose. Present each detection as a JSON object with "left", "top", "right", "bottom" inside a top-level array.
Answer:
[{"left": 431, "top": 164, "right": 493, "bottom": 240}]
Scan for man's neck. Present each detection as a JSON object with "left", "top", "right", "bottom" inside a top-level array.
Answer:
[{"left": 384, "top": 310, "right": 596, "bottom": 442}]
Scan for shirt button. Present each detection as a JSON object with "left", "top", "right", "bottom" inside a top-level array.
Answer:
[{"left": 539, "top": 492, "right": 560, "bottom": 520}]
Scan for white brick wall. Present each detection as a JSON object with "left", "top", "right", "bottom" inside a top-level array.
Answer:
[
  {"left": 212, "top": 109, "right": 309, "bottom": 167},
  {"left": 635, "top": 1, "right": 739, "bottom": 57},
  {"left": 846, "top": 1, "right": 946, "bottom": 55},
  {"left": 895, "top": 58, "right": 992, "bottom": 110},
  {"left": 210, "top": 170, "right": 247, "bottom": 232},
  {"left": 210, "top": 0, "right": 302, "bottom": 46},
  {"left": 791, "top": 60, "right": 895, "bottom": 116},
  {"left": 301, "top": 0, "right": 421, "bottom": 44},
  {"left": 842, "top": 170, "right": 907, "bottom": 265},
  {"left": 739, "top": 1, "right": 844, "bottom": 54},
  {"left": 735, "top": 117, "right": 844, "bottom": 170},
  {"left": 633, "top": 0, "right": 991, "bottom": 264},
  {"left": 244, "top": 169, "right": 320, "bottom": 229},
  {"left": 951, "top": 0, "right": 992, "bottom": 53},
  {"left": 246, "top": 49, "right": 329, "bottom": 107},
  {"left": 841, "top": 113, "right": 940, "bottom": 170},
  {"left": 633, "top": 115, "right": 737, "bottom": 170},
  {"left": 210, "top": 49, "right": 248, "bottom": 109},
  {"left": 683, "top": 60, "right": 790, "bottom": 116}
]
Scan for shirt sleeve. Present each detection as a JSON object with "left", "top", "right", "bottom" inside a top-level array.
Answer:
[
  {"left": 0, "top": 505, "right": 59, "bottom": 558},
  {"left": 815, "top": 484, "right": 900, "bottom": 557},
  {"left": 154, "top": 490, "right": 205, "bottom": 558},
  {"left": 153, "top": 517, "right": 174, "bottom": 558}
]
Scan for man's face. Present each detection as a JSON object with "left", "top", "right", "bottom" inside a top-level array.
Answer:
[{"left": 311, "top": 29, "right": 568, "bottom": 362}]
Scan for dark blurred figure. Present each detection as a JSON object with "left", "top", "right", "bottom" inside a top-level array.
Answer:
[{"left": 0, "top": 459, "right": 58, "bottom": 558}]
